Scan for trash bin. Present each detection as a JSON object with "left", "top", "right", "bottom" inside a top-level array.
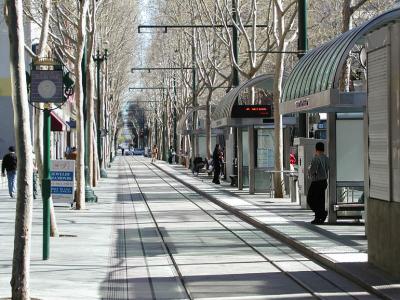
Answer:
[{"left": 289, "top": 174, "right": 298, "bottom": 203}]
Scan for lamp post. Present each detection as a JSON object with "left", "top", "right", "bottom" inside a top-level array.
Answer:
[{"left": 93, "top": 48, "right": 108, "bottom": 178}]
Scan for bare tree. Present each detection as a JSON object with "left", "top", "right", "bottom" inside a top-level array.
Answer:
[
  {"left": 272, "top": 0, "right": 297, "bottom": 198},
  {"left": 4, "top": 0, "right": 34, "bottom": 298},
  {"left": 74, "top": 0, "right": 89, "bottom": 209}
]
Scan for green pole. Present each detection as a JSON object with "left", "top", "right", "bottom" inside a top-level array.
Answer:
[
  {"left": 173, "top": 75, "right": 177, "bottom": 152},
  {"left": 232, "top": 0, "right": 239, "bottom": 87},
  {"left": 162, "top": 82, "right": 167, "bottom": 161},
  {"left": 95, "top": 50, "right": 107, "bottom": 177},
  {"left": 298, "top": 0, "right": 308, "bottom": 137},
  {"left": 82, "top": 46, "right": 97, "bottom": 202},
  {"left": 232, "top": 0, "right": 239, "bottom": 176},
  {"left": 191, "top": 31, "right": 197, "bottom": 159},
  {"left": 42, "top": 108, "right": 51, "bottom": 260}
]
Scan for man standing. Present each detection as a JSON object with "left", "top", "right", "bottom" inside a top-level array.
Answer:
[
  {"left": 1, "top": 146, "right": 17, "bottom": 198},
  {"left": 212, "top": 144, "right": 222, "bottom": 184},
  {"left": 307, "top": 142, "right": 329, "bottom": 224}
]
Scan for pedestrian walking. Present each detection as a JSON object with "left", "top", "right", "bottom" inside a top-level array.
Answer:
[
  {"left": 151, "top": 144, "right": 158, "bottom": 163},
  {"left": 212, "top": 144, "right": 222, "bottom": 184},
  {"left": 307, "top": 142, "right": 329, "bottom": 224},
  {"left": 168, "top": 146, "right": 175, "bottom": 164},
  {"left": 1, "top": 146, "right": 17, "bottom": 198},
  {"left": 33, "top": 151, "right": 38, "bottom": 200}
]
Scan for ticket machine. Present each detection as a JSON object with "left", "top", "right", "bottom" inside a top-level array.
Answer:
[{"left": 293, "top": 138, "right": 326, "bottom": 208}]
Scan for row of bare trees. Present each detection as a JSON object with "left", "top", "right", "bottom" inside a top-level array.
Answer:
[
  {"left": 4, "top": 0, "right": 137, "bottom": 298},
  {"left": 3, "top": 0, "right": 396, "bottom": 299},
  {"left": 135, "top": 0, "right": 396, "bottom": 197}
]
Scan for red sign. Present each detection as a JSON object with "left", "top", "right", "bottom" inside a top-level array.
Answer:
[{"left": 231, "top": 105, "right": 273, "bottom": 118}]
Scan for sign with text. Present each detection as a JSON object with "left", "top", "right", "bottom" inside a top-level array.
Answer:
[
  {"left": 231, "top": 105, "right": 272, "bottom": 118},
  {"left": 51, "top": 160, "right": 75, "bottom": 204}
]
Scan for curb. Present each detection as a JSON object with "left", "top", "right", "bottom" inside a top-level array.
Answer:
[{"left": 153, "top": 162, "right": 394, "bottom": 300}]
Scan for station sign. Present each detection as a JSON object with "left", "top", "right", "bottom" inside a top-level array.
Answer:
[
  {"left": 51, "top": 160, "right": 75, "bottom": 204},
  {"left": 231, "top": 105, "right": 273, "bottom": 118}
]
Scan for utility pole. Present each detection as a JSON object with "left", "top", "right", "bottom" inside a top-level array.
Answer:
[{"left": 297, "top": 0, "right": 308, "bottom": 137}]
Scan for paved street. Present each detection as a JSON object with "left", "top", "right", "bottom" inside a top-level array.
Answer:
[{"left": 1, "top": 156, "right": 399, "bottom": 299}]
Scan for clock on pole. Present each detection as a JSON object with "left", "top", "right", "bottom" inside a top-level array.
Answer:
[{"left": 30, "top": 69, "right": 64, "bottom": 103}]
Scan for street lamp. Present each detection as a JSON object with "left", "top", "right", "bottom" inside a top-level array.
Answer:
[{"left": 93, "top": 47, "right": 108, "bottom": 178}]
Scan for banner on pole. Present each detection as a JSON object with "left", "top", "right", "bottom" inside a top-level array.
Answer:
[{"left": 51, "top": 160, "right": 75, "bottom": 204}]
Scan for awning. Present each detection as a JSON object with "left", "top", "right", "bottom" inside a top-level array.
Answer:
[
  {"left": 51, "top": 112, "right": 69, "bottom": 132},
  {"left": 280, "top": 7, "right": 400, "bottom": 114},
  {"left": 211, "top": 74, "right": 295, "bottom": 128}
]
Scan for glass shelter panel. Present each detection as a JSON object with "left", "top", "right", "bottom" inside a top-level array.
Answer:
[
  {"left": 242, "top": 130, "right": 249, "bottom": 187},
  {"left": 256, "top": 129, "right": 275, "bottom": 168}
]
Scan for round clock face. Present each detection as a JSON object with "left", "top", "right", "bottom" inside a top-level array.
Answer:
[{"left": 38, "top": 80, "right": 57, "bottom": 99}]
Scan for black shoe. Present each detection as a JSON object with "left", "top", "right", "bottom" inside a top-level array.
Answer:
[
  {"left": 322, "top": 211, "right": 328, "bottom": 222},
  {"left": 311, "top": 219, "right": 324, "bottom": 225}
]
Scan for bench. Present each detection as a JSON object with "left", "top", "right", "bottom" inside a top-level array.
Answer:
[{"left": 334, "top": 203, "right": 364, "bottom": 220}]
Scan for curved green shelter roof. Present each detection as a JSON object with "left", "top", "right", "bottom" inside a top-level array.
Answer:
[
  {"left": 212, "top": 74, "right": 274, "bottom": 122},
  {"left": 282, "top": 7, "right": 400, "bottom": 103}
]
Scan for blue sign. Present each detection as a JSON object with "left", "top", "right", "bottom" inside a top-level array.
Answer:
[{"left": 51, "top": 171, "right": 74, "bottom": 181}]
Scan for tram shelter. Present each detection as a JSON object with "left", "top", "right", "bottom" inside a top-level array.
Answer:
[
  {"left": 177, "top": 105, "right": 221, "bottom": 165},
  {"left": 212, "top": 74, "right": 295, "bottom": 194},
  {"left": 280, "top": 7, "right": 400, "bottom": 223}
]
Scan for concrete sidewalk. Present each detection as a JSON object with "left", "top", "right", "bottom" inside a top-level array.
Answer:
[
  {"left": 154, "top": 160, "right": 400, "bottom": 300},
  {"left": 0, "top": 167, "right": 119, "bottom": 299}
]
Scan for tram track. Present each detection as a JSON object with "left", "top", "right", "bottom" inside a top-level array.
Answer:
[{"left": 122, "top": 156, "right": 375, "bottom": 300}]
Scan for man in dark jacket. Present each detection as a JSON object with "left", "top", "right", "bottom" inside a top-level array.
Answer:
[
  {"left": 212, "top": 144, "right": 222, "bottom": 184},
  {"left": 2, "top": 146, "right": 17, "bottom": 198},
  {"left": 307, "top": 142, "right": 329, "bottom": 224}
]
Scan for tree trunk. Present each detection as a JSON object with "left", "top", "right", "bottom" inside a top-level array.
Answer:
[
  {"left": 5, "top": 1, "right": 34, "bottom": 299},
  {"left": 342, "top": 0, "right": 352, "bottom": 33},
  {"left": 75, "top": 0, "right": 89, "bottom": 210},
  {"left": 86, "top": 23, "right": 96, "bottom": 187},
  {"left": 49, "top": 198, "right": 59, "bottom": 237},
  {"left": 34, "top": 109, "right": 43, "bottom": 181},
  {"left": 273, "top": 49, "right": 285, "bottom": 198},
  {"left": 340, "top": 0, "right": 353, "bottom": 92}
]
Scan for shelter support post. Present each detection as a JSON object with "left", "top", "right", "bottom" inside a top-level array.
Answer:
[
  {"left": 248, "top": 126, "right": 255, "bottom": 194},
  {"left": 327, "top": 112, "right": 337, "bottom": 223},
  {"left": 237, "top": 128, "right": 243, "bottom": 190}
]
